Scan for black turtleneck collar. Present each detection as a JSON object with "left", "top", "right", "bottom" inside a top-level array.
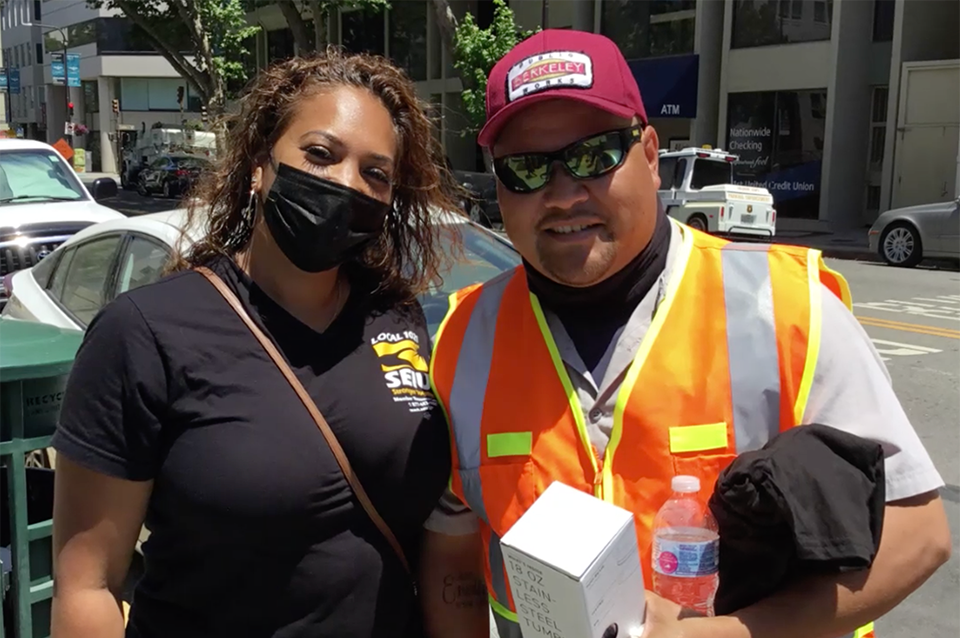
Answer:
[{"left": 525, "top": 208, "right": 671, "bottom": 372}]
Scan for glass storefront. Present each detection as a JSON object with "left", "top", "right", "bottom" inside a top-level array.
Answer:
[
  {"left": 726, "top": 89, "right": 828, "bottom": 219},
  {"left": 731, "top": 0, "right": 833, "bottom": 49},
  {"left": 600, "top": 0, "right": 696, "bottom": 59}
]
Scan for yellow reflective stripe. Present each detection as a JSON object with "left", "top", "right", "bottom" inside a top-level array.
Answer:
[
  {"left": 608, "top": 221, "right": 695, "bottom": 498},
  {"left": 793, "top": 250, "right": 823, "bottom": 424},
  {"left": 489, "top": 594, "right": 519, "bottom": 622},
  {"left": 669, "top": 423, "right": 728, "bottom": 453},
  {"left": 529, "top": 294, "right": 599, "bottom": 494},
  {"left": 818, "top": 252, "right": 854, "bottom": 310},
  {"left": 487, "top": 432, "right": 532, "bottom": 458},
  {"left": 854, "top": 622, "right": 876, "bottom": 637}
]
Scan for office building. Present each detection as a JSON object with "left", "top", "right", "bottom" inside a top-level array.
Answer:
[{"left": 0, "top": 0, "right": 201, "bottom": 172}]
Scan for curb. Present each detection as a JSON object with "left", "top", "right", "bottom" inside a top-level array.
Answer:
[{"left": 818, "top": 247, "right": 881, "bottom": 263}]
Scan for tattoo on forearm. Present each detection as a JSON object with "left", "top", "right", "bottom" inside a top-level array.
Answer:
[{"left": 441, "top": 572, "right": 487, "bottom": 609}]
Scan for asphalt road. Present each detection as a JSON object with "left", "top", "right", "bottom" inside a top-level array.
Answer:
[
  {"left": 100, "top": 186, "right": 187, "bottom": 217},
  {"left": 102, "top": 192, "right": 958, "bottom": 634},
  {"left": 830, "top": 258, "right": 959, "bottom": 638}
]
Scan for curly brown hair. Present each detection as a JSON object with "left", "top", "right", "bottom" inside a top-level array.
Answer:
[{"left": 170, "top": 47, "right": 465, "bottom": 305}]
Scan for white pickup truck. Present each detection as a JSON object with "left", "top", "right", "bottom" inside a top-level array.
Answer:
[{"left": 658, "top": 147, "right": 777, "bottom": 238}]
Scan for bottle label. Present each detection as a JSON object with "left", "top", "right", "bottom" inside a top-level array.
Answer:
[{"left": 653, "top": 535, "right": 718, "bottom": 578}]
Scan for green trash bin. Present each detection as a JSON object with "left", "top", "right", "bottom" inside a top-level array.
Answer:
[{"left": 0, "top": 318, "right": 83, "bottom": 638}]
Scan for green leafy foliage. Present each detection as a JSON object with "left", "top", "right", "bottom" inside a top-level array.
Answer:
[
  {"left": 85, "top": 0, "right": 259, "bottom": 106},
  {"left": 452, "top": 0, "right": 537, "bottom": 135}
]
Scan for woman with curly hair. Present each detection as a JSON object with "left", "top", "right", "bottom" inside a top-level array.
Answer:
[{"left": 49, "top": 50, "right": 480, "bottom": 638}]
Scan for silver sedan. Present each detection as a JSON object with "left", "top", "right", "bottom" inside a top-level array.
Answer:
[{"left": 868, "top": 197, "right": 960, "bottom": 267}]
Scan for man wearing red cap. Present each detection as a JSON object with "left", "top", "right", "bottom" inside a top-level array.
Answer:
[{"left": 420, "top": 29, "right": 949, "bottom": 638}]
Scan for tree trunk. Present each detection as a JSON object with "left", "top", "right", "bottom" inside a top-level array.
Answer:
[
  {"left": 430, "top": 0, "right": 458, "bottom": 66},
  {"left": 309, "top": 0, "right": 328, "bottom": 50},
  {"left": 279, "top": 1, "right": 314, "bottom": 53}
]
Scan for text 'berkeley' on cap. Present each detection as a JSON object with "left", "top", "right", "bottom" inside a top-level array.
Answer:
[{"left": 478, "top": 29, "right": 648, "bottom": 148}]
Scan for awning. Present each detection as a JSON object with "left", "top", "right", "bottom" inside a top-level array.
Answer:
[{"left": 627, "top": 54, "right": 700, "bottom": 119}]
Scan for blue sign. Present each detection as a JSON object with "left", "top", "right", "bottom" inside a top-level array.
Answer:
[
  {"left": 8, "top": 68, "right": 20, "bottom": 95},
  {"left": 0, "top": 67, "right": 7, "bottom": 92},
  {"left": 51, "top": 53, "right": 65, "bottom": 85},
  {"left": 66, "top": 53, "right": 81, "bottom": 88},
  {"left": 627, "top": 54, "right": 700, "bottom": 119}
]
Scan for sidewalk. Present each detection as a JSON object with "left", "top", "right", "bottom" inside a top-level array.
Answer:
[{"left": 772, "top": 218, "right": 878, "bottom": 262}]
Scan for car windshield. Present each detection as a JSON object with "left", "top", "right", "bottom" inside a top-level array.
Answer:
[
  {"left": 690, "top": 158, "right": 733, "bottom": 189},
  {"left": 420, "top": 220, "right": 521, "bottom": 337},
  {"left": 0, "top": 149, "right": 87, "bottom": 204}
]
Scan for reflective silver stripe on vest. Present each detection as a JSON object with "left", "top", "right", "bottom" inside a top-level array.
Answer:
[
  {"left": 492, "top": 611, "right": 523, "bottom": 638},
  {"left": 446, "top": 272, "right": 517, "bottom": 619},
  {"left": 720, "top": 243, "right": 782, "bottom": 454},
  {"left": 449, "top": 272, "right": 513, "bottom": 520}
]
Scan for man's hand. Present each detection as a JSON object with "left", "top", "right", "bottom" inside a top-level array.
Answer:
[{"left": 631, "top": 591, "right": 703, "bottom": 638}]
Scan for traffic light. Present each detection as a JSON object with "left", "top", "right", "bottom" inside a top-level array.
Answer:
[
  {"left": 67, "top": 101, "right": 74, "bottom": 118},
  {"left": 176, "top": 86, "right": 184, "bottom": 105},
  {"left": 112, "top": 98, "right": 120, "bottom": 114},
  {"left": 200, "top": 105, "right": 208, "bottom": 125}
]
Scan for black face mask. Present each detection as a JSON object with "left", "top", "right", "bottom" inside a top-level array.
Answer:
[{"left": 261, "top": 163, "right": 391, "bottom": 273}]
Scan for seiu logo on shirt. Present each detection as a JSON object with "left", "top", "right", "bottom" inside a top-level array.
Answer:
[{"left": 371, "top": 332, "right": 436, "bottom": 414}]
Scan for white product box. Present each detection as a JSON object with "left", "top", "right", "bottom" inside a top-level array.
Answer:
[{"left": 499, "top": 481, "right": 646, "bottom": 638}]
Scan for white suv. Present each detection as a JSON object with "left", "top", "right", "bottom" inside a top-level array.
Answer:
[{"left": 0, "top": 139, "right": 123, "bottom": 307}]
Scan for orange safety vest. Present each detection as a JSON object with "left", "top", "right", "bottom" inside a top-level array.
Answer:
[{"left": 430, "top": 223, "right": 873, "bottom": 638}]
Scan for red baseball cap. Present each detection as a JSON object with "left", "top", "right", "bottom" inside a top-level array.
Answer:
[{"left": 478, "top": 29, "right": 648, "bottom": 148}]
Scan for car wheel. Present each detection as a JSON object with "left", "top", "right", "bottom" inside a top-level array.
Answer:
[
  {"left": 468, "top": 201, "right": 492, "bottom": 228},
  {"left": 880, "top": 222, "right": 923, "bottom": 267},
  {"left": 163, "top": 181, "right": 172, "bottom": 199},
  {"left": 120, "top": 172, "right": 128, "bottom": 189},
  {"left": 137, "top": 179, "right": 149, "bottom": 197},
  {"left": 686, "top": 214, "right": 708, "bottom": 232}
]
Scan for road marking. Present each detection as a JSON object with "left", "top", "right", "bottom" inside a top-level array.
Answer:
[
  {"left": 870, "top": 339, "right": 943, "bottom": 362},
  {"left": 857, "top": 316, "right": 960, "bottom": 339},
  {"left": 854, "top": 296, "right": 960, "bottom": 321}
]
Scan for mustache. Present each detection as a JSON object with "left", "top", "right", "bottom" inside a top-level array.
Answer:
[{"left": 536, "top": 208, "right": 606, "bottom": 231}]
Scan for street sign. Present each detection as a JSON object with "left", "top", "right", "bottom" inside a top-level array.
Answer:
[
  {"left": 117, "top": 123, "right": 137, "bottom": 131},
  {"left": 66, "top": 53, "right": 81, "bottom": 88},
  {"left": 64, "top": 122, "right": 75, "bottom": 135}
]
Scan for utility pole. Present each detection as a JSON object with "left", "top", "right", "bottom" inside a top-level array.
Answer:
[
  {"left": 541, "top": 0, "right": 550, "bottom": 28},
  {"left": 20, "top": 8, "right": 73, "bottom": 147}
]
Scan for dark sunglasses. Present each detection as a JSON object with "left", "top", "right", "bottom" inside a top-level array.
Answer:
[{"left": 492, "top": 125, "right": 645, "bottom": 194}]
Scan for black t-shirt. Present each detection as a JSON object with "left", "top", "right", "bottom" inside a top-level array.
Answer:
[{"left": 52, "top": 256, "right": 451, "bottom": 638}]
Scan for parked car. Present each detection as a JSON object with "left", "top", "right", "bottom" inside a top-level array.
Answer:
[
  {"left": 136, "top": 154, "right": 213, "bottom": 199},
  {"left": 868, "top": 197, "right": 960, "bottom": 267},
  {"left": 1, "top": 207, "right": 521, "bottom": 339},
  {"left": 453, "top": 169, "right": 502, "bottom": 229},
  {"left": 0, "top": 138, "right": 122, "bottom": 309}
]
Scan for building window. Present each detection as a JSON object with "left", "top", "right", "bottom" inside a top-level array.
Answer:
[
  {"left": 731, "top": 0, "right": 833, "bottom": 49},
  {"left": 266, "top": 27, "right": 295, "bottom": 63},
  {"left": 727, "top": 89, "right": 828, "bottom": 219},
  {"left": 35, "top": 42, "right": 43, "bottom": 64},
  {"left": 868, "top": 86, "right": 888, "bottom": 166},
  {"left": 341, "top": 8, "right": 385, "bottom": 57},
  {"left": 82, "top": 80, "right": 99, "bottom": 114},
  {"left": 872, "top": 0, "right": 895, "bottom": 41},
  {"left": 600, "top": 0, "right": 695, "bottom": 60},
  {"left": 388, "top": 0, "right": 427, "bottom": 81}
]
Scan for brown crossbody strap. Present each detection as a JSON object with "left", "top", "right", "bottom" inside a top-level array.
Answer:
[{"left": 194, "top": 266, "right": 412, "bottom": 577}]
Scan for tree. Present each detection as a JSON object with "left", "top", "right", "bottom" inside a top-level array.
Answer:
[
  {"left": 253, "top": 0, "right": 390, "bottom": 54},
  {"left": 431, "top": 0, "right": 536, "bottom": 137},
  {"left": 87, "top": 0, "right": 259, "bottom": 144}
]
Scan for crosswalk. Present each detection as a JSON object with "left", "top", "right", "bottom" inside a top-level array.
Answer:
[{"left": 854, "top": 294, "right": 959, "bottom": 363}]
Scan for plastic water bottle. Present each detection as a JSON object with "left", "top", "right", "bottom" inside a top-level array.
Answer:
[{"left": 651, "top": 475, "right": 719, "bottom": 616}]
